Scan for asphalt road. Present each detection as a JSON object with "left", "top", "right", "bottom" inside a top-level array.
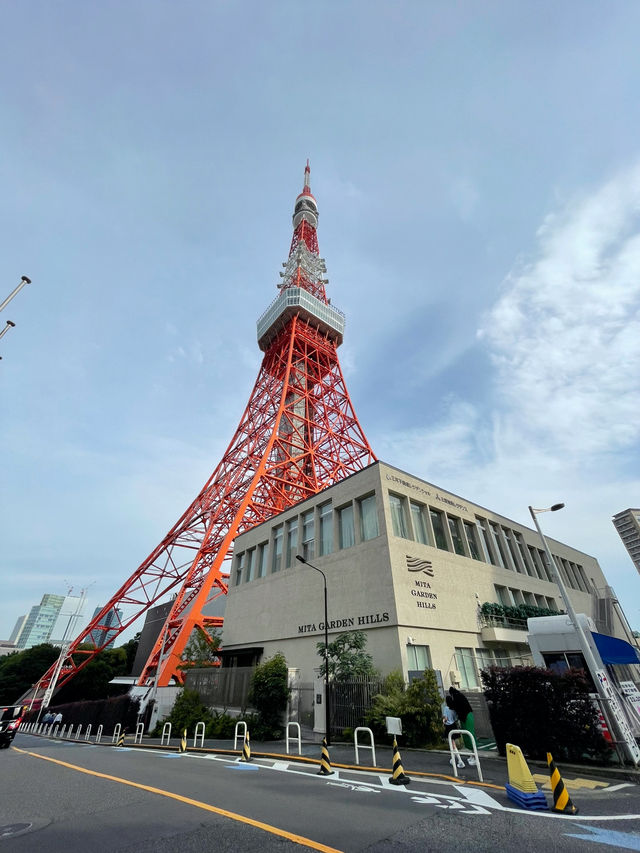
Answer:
[{"left": 2, "top": 733, "right": 640, "bottom": 852}]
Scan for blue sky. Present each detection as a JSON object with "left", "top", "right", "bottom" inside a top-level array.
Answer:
[{"left": 2, "top": 1, "right": 639, "bottom": 641}]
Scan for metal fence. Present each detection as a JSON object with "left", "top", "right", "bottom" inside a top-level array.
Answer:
[
  {"left": 329, "top": 678, "right": 384, "bottom": 734},
  {"left": 185, "top": 667, "right": 254, "bottom": 709}
]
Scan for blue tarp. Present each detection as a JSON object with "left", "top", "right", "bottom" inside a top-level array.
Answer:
[{"left": 591, "top": 631, "right": 640, "bottom": 665}]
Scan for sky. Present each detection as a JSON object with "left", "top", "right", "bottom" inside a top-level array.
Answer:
[{"left": 2, "top": 1, "right": 639, "bottom": 643}]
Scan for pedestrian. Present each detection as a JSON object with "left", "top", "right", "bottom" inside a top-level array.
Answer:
[
  {"left": 53, "top": 711, "right": 63, "bottom": 726},
  {"left": 443, "top": 695, "right": 464, "bottom": 768},
  {"left": 448, "top": 686, "right": 476, "bottom": 764},
  {"left": 43, "top": 711, "right": 52, "bottom": 728}
]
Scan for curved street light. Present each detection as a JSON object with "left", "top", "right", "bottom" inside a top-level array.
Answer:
[{"left": 296, "top": 555, "right": 331, "bottom": 745}]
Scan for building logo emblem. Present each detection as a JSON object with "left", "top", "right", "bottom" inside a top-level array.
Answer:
[{"left": 406, "top": 556, "right": 434, "bottom": 577}]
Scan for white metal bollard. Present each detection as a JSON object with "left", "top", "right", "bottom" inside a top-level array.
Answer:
[
  {"left": 112, "top": 723, "right": 121, "bottom": 744},
  {"left": 285, "top": 721, "right": 302, "bottom": 755},
  {"left": 135, "top": 723, "right": 144, "bottom": 744},
  {"left": 75, "top": 725, "right": 82, "bottom": 740},
  {"left": 233, "top": 721, "right": 247, "bottom": 750},
  {"left": 447, "top": 729, "right": 483, "bottom": 782},
  {"left": 193, "top": 722, "right": 206, "bottom": 748},
  {"left": 85, "top": 724, "right": 92, "bottom": 741},
  {"left": 96, "top": 725, "right": 103, "bottom": 743},
  {"left": 354, "top": 727, "right": 376, "bottom": 767},
  {"left": 161, "top": 722, "right": 172, "bottom": 746}
]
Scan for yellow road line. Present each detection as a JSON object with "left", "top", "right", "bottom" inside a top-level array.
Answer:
[{"left": 13, "top": 746, "right": 343, "bottom": 853}]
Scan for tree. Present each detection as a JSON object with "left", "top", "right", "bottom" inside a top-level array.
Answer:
[
  {"left": 248, "top": 652, "right": 290, "bottom": 737},
  {"left": 316, "top": 630, "right": 377, "bottom": 681},
  {"left": 119, "top": 633, "right": 140, "bottom": 673},
  {"left": 178, "top": 627, "right": 221, "bottom": 670},
  {"left": 0, "top": 644, "right": 59, "bottom": 704}
]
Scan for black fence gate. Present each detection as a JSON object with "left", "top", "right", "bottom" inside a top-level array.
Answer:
[{"left": 329, "top": 678, "right": 384, "bottom": 734}]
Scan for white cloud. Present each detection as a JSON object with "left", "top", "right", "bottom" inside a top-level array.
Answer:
[{"left": 379, "top": 164, "right": 640, "bottom": 622}]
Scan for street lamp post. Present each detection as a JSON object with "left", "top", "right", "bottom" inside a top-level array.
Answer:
[
  {"left": 296, "top": 555, "right": 331, "bottom": 745},
  {"left": 529, "top": 503, "right": 640, "bottom": 766}
]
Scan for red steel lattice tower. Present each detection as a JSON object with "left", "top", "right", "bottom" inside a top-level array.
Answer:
[{"left": 34, "top": 162, "right": 376, "bottom": 695}]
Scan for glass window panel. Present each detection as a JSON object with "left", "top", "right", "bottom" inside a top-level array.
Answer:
[
  {"left": 410, "top": 501, "right": 430, "bottom": 545},
  {"left": 477, "top": 517, "right": 499, "bottom": 565},
  {"left": 389, "top": 493, "right": 410, "bottom": 539},
  {"left": 285, "top": 518, "right": 298, "bottom": 568},
  {"left": 359, "top": 494, "right": 379, "bottom": 541},
  {"left": 272, "top": 525, "right": 283, "bottom": 573},
  {"left": 318, "top": 502, "right": 333, "bottom": 556},
  {"left": 302, "top": 510, "right": 314, "bottom": 560},
  {"left": 489, "top": 522, "right": 509, "bottom": 569},
  {"left": 475, "top": 648, "right": 493, "bottom": 672},
  {"left": 429, "top": 509, "right": 449, "bottom": 550},
  {"left": 447, "top": 515, "right": 466, "bottom": 556},
  {"left": 257, "top": 543, "right": 268, "bottom": 579},
  {"left": 463, "top": 521, "right": 481, "bottom": 560},
  {"left": 407, "top": 644, "right": 432, "bottom": 671},
  {"left": 455, "top": 647, "right": 479, "bottom": 689},
  {"left": 234, "top": 553, "right": 245, "bottom": 587},
  {"left": 502, "top": 527, "right": 523, "bottom": 573},
  {"left": 338, "top": 504, "right": 355, "bottom": 550},
  {"left": 245, "top": 549, "right": 255, "bottom": 583}
]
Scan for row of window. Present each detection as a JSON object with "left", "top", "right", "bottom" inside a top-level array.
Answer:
[
  {"left": 494, "top": 585, "right": 559, "bottom": 612},
  {"left": 406, "top": 644, "right": 518, "bottom": 691},
  {"left": 389, "top": 492, "right": 591, "bottom": 593},
  {"left": 233, "top": 493, "right": 379, "bottom": 585}
]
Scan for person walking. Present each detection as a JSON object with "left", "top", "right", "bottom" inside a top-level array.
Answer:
[
  {"left": 53, "top": 711, "right": 63, "bottom": 726},
  {"left": 448, "top": 686, "right": 476, "bottom": 764},
  {"left": 443, "top": 695, "right": 464, "bottom": 768}
]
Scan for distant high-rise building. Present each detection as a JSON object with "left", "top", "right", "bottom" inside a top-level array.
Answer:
[
  {"left": 17, "top": 594, "right": 66, "bottom": 649},
  {"left": 613, "top": 508, "right": 640, "bottom": 575},
  {"left": 87, "top": 606, "right": 123, "bottom": 649},
  {"left": 9, "top": 614, "right": 27, "bottom": 645},
  {"left": 16, "top": 593, "right": 86, "bottom": 650}
]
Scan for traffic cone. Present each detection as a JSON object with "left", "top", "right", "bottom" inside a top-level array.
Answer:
[
  {"left": 547, "top": 753, "right": 578, "bottom": 815},
  {"left": 388, "top": 737, "right": 410, "bottom": 786},
  {"left": 179, "top": 728, "right": 187, "bottom": 753},
  {"left": 241, "top": 730, "right": 251, "bottom": 762},
  {"left": 317, "top": 737, "right": 334, "bottom": 776}
]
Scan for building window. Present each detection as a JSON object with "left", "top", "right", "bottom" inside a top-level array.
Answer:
[
  {"left": 477, "top": 517, "right": 499, "bottom": 566},
  {"left": 494, "top": 584, "right": 511, "bottom": 606},
  {"left": 493, "top": 647, "right": 510, "bottom": 667},
  {"left": 301, "top": 510, "right": 314, "bottom": 560},
  {"left": 514, "top": 532, "right": 534, "bottom": 576},
  {"left": 429, "top": 508, "right": 449, "bottom": 550},
  {"left": 475, "top": 648, "right": 493, "bottom": 673},
  {"left": 409, "top": 501, "right": 430, "bottom": 545},
  {"left": 318, "top": 502, "right": 333, "bottom": 556},
  {"left": 338, "top": 503, "right": 355, "bottom": 550},
  {"left": 463, "top": 521, "right": 482, "bottom": 560},
  {"left": 234, "top": 552, "right": 245, "bottom": 586},
  {"left": 489, "top": 522, "right": 510, "bottom": 569},
  {"left": 359, "top": 494, "right": 379, "bottom": 541},
  {"left": 527, "top": 545, "right": 545, "bottom": 580},
  {"left": 389, "top": 493, "right": 410, "bottom": 539},
  {"left": 447, "top": 515, "right": 466, "bottom": 556},
  {"left": 245, "top": 549, "right": 255, "bottom": 583},
  {"left": 503, "top": 527, "right": 524, "bottom": 573},
  {"left": 455, "top": 647, "right": 479, "bottom": 689},
  {"left": 523, "top": 591, "right": 535, "bottom": 606},
  {"left": 272, "top": 525, "right": 283, "bottom": 573},
  {"left": 285, "top": 518, "right": 298, "bottom": 568},
  {"left": 256, "top": 543, "right": 268, "bottom": 579},
  {"left": 407, "top": 644, "right": 432, "bottom": 673},
  {"left": 509, "top": 587, "right": 523, "bottom": 605}
]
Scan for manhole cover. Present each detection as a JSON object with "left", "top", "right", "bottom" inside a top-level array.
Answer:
[{"left": 0, "top": 823, "right": 33, "bottom": 838}]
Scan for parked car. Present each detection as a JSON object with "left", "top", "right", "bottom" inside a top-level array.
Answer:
[{"left": 0, "top": 705, "right": 24, "bottom": 748}]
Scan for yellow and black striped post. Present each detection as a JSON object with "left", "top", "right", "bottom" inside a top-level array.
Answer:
[
  {"left": 117, "top": 729, "right": 126, "bottom": 748},
  {"left": 547, "top": 752, "right": 578, "bottom": 815},
  {"left": 317, "top": 737, "right": 334, "bottom": 776},
  {"left": 179, "top": 728, "right": 187, "bottom": 753},
  {"left": 389, "top": 737, "right": 411, "bottom": 786},
  {"left": 241, "top": 730, "right": 251, "bottom": 762}
]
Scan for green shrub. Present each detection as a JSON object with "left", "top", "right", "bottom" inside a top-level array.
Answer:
[
  {"left": 366, "top": 669, "right": 443, "bottom": 747},
  {"left": 482, "top": 666, "right": 612, "bottom": 764},
  {"left": 248, "top": 652, "right": 290, "bottom": 738},
  {"left": 151, "top": 688, "right": 214, "bottom": 737}
]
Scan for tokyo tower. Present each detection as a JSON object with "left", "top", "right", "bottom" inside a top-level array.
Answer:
[{"left": 34, "top": 163, "right": 376, "bottom": 698}]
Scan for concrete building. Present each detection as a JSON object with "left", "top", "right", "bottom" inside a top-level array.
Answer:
[
  {"left": 221, "top": 461, "right": 631, "bottom": 709},
  {"left": 613, "top": 508, "right": 640, "bottom": 576}
]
